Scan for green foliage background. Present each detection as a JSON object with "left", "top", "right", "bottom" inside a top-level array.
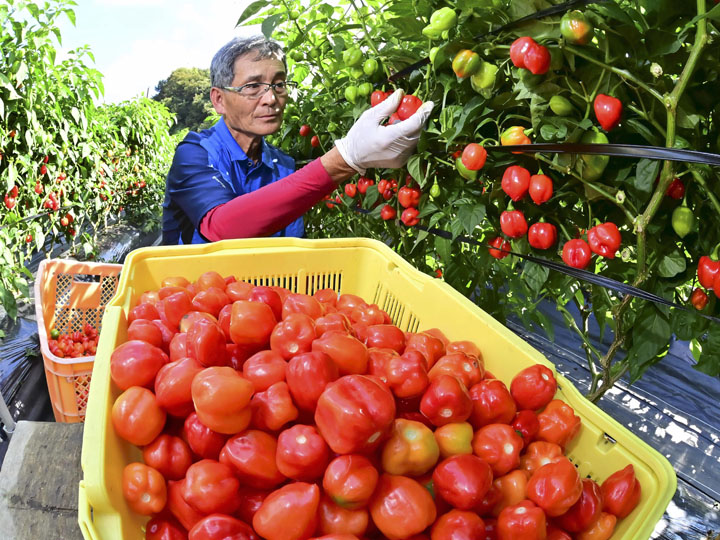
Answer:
[{"left": 0, "top": 0, "right": 178, "bottom": 327}]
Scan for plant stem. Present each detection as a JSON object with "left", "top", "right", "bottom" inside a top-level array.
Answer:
[
  {"left": 688, "top": 166, "right": 720, "bottom": 217},
  {"left": 586, "top": 0, "right": 709, "bottom": 400},
  {"left": 563, "top": 45, "right": 665, "bottom": 105},
  {"left": 349, "top": 0, "right": 383, "bottom": 59}
]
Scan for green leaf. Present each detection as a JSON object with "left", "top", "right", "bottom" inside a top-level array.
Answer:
[
  {"left": 407, "top": 154, "right": 424, "bottom": 185},
  {"left": 627, "top": 308, "right": 672, "bottom": 382},
  {"left": 522, "top": 262, "right": 549, "bottom": 295},
  {"left": 657, "top": 249, "right": 686, "bottom": 278},
  {"left": 261, "top": 13, "right": 283, "bottom": 37},
  {"left": 456, "top": 203, "right": 486, "bottom": 236},
  {"left": 237, "top": 0, "right": 269, "bottom": 25},
  {"left": 434, "top": 236, "right": 452, "bottom": 266}
]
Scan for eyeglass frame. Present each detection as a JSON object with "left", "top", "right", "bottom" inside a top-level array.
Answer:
[{"left": 221, "top": 80, "right": 298, "bottom": 99}]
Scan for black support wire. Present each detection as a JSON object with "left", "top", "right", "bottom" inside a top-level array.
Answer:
[{"left": 348, "top": 206, "right": 720, "bottom": 325}]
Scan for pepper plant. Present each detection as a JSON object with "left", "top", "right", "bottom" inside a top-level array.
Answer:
[
  {"left": 0, "top": 0, "right": 177, "bottom": 327},
  {"left": 240, "top": 0, "right": 720, "bottom": 400}
]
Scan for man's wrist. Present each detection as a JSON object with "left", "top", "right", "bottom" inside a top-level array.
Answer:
[{"left": 320, "top": 146, "right": 360, "bottom": 184}]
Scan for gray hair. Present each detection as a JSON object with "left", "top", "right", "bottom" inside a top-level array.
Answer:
[{"left": 210, "top": 36, "right": 286, "bottom": 88}]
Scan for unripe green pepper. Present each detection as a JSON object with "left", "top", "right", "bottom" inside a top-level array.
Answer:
[
  {"left": 429, "top": 182, "right": 441, "bottom": 198},
  {"left": 349, "top": 67, "right": 364, "bottom": 79},
  {"left": 429, "top": 7, "right": 457, "bottom": 31},
  {"left": 452, "top": 50, "right": 480, "bottom": 78},
  {"left": 429, "top": 47, "right": 440, "bottom": 65},
  {"left": 549, "top": 95, "right": 573, "bottom": 116},
  {"left": 357, "top": 82, "right": 373, "bottom": 97},
  {"left": 578, "top": 130, "right": 609, "bottom": 181},
  {"left": 422, "top": 7, "right": 457, "bottom": 39},
  {"left": 455, "top": 157, "right": 478, "bottom": 181},
  {"left": 343, "top": 48, "right": 363, "bottom": 67},
  {"left": 470, "top": 61, "right": 498, "bottom": 92},
  {"left": 363, "top": 58, "right": 378, "bottom": 76},
  {"left": 672, "top": 206, "right": 695, "bottom": 238},
  {"left": 422, "top": 25, "right": 444, "bottom": 39},
  {"left": 345, "top": 85, "right": 358, "bottom": 104}
]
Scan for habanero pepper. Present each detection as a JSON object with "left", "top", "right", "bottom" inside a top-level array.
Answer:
[
  {"left": 594, "top": 94, "right": 623, "bottom": 131},
  {"left": 500, "top": 210, "right": 528, "bottom": 239},
  {"left": 381, "top": 418, "right": 440, "bottom": 476},
  {"left": 697, "top": 254, "right": 720, "bottom": 289},
  {"left": 562, "top": 239, "right": 592, "bottom": 269},
  {"left": 397, "top": 94, "right": 424, "bottom": 120},
  {"left": 398, "top": 185, "right": 421, "bottom": 208},
  {"left": 500, "top": 126, "right": 532, "bottom": 153},
  {"left": 456, "top": 157, "right": 479, "bottom": 181},
  {"left": 560, "top": 10, "right": 594, "bottom": 45},
  {"left": 452, "top": 49, "right": 481, "bottom": 79},
  {"left": 671, "top": 205, "right": 695, "bottom": 238},
  {"left": 488, "top": 236, "right": 511, "bottom": 259},
  {"left": 528, "top": 222, "right": 557, "bottom": 250},
  {"left": 401, "top": 207, "right": 420, "bottom": 227},
  {"left": 587, "top": 222, "right": 621, "bottom": 258}
]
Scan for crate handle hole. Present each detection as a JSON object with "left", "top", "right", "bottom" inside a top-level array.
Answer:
[{"left": 73, "top": 274, "right": 102, "bottom": 283}]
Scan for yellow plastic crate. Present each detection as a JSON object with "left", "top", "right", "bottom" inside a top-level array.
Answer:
[{"left": 79, "top": 237, "right": 676, "bottom": 540}]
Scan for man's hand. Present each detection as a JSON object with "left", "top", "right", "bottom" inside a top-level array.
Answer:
[{"left": 334, "top": 89, "right": 434, "bottom": 175}]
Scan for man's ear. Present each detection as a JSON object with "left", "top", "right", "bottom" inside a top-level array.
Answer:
[{"left": 210, "top": 87, "right": 226, "bottom": 115}]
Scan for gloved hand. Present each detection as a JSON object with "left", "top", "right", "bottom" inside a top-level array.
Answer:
[{"left": 334, "top": 89, "right": 434, "bottom": 175}]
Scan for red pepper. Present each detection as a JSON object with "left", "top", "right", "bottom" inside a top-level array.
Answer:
[
  {"left": 357, "top": 176, "right": 375, "bottom": 194},
  {"left": 528, "top": 222, "right": 557, "bottom": 250},
  {"left": 420, "top": 374, "right": 473, "bottom": 427},
  {"left": 344, "top": 183, "right": 357, "bottom": 198},
  {"left": 488, "top": 237, "right": 511, "bottom": 259},
  {"left": 529, "top": 174, "right": 553, "bottom": 204},
  {"left": 398, "top": 185, "right": 421, "bottom": 208},
  {"left": 380, "top": 204, "right": 396, "bottom": 220},
  {"left": 314, "top": 374, "right": 396, "bottom": 454},
  {"left": 500, "top": 210, "right": 528, "bottom": 239},
  {"left": 697, "top": 254, "right": 720, "bottom": 289},
  {"left": 501, "top": 165, "right": 531, "bottom": 201},
  {"left": 371, "top": 90, "right": 390, "bottom": 107},
  {"left": 587, "top": 222, "right": 621, "bottom": 258},
  {"left": 562, "top": 239, "right": 592, "bottom": 269},
  {"left": 594, "top": 94, "right": 623, "bottom": 131},
  {"left": 397, "top": 94, "right": 423, "bottom": 120},
  {"left": 401, "top": 207, "right": 420, "bottom": 227}
]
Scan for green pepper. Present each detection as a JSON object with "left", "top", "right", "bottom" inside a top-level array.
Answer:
[
  {"left": 429, "top": 182, "right": 441, "bottom": 198},
  {"left": 422, "top": 25, "right": 444, "bottom": 40},
  {"left": 363, "top": 58, "right": 378, "bottom": 76},
  {"left": 327, "top": 121, "right": 338, "bottom": 133},
  {"left": 50, "top": 328, "right": 60, "bottom": 339},
  {"left": 429, "top": 7, "right": 457, "bottom": 31},
  {"left": 357, "top": 82, "right": 373, "bottom": 97},
  {"left": 455, "top": 157, "right": 478, "bottom": 181},
  {"left": 578, "top": 130, "right": 609, "bottom": 181},
  {"left": 345, "top": 85, "right": 358, "bottom": 104},
  {"left": 452, "top": 49, "right": 481, "bottom": 79},
  {"left": 349, "top": 67, "right": 364, "bottom": 79},
  {"left": 422, "top": 7, "right": 457, "bottom": 39},
  {"left": 429, "top": 47, "right": 440, "bottom": 65},
  {"left": 470, "top": 61, "right": 498, "bottom": 92},
  {"left": 289, "top": 10, "right": 300, "bottom": 20},
  {"left": 672, "top": 206, "right": 695, "bottom": 238},
  {"left": 342, "top": 48, "right": 363, "bottom": 67},
  {"left": 549, "top": 95, "right": 573, "bottom": 116}
]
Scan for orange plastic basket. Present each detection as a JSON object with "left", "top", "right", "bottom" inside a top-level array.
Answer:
[{"left": 34, "top": 259, "right": 122, "bottom": 423}]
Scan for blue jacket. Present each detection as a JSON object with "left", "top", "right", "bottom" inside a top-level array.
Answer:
[{"left": 161, "top": 117, "right": 301, "bottom": 244}]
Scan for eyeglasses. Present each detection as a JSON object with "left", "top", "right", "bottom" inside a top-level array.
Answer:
[{"left": 222, "top": 81, "right": 298, "bottom": 99}]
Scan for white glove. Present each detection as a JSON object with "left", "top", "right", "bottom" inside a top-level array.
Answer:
[{"left": 335, "top": 89, "right": 434, "bottom": 175}]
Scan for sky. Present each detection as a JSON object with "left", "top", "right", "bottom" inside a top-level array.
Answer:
[{"left": 55, "top": 0, "right": 262, "bottom": 104}]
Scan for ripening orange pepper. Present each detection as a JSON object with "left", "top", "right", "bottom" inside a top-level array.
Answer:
[{"left": 381, "top": 418, "right": 440, "bottom": 476}]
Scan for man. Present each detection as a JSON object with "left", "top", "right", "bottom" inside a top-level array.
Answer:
[{"left": 161, "top": 36, "right": 433, "bottom": 245}]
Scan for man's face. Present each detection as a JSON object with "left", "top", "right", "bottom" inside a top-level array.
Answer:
[{"left": 212, "top": 53, "right": 288, "bottom": 140}]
